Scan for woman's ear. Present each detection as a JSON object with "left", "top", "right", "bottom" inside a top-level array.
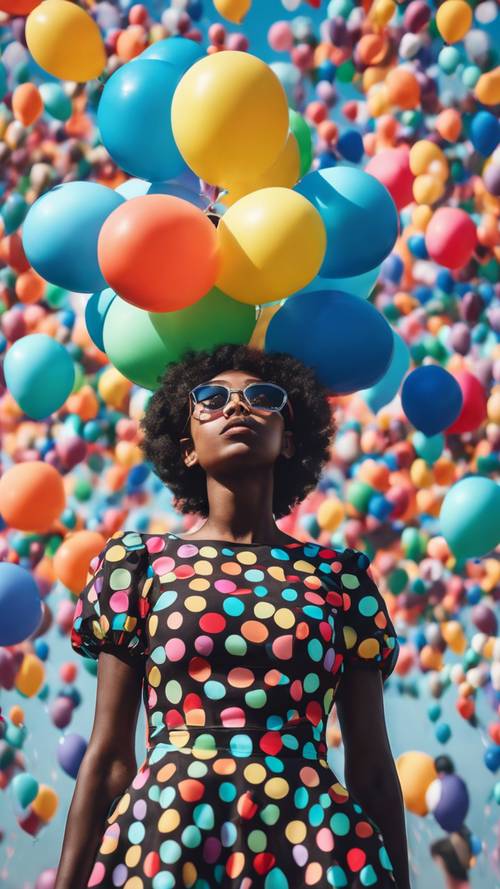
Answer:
[
  {"left": 280, "top": 429, "right": 295, "bottom": 460},
  {"left": 180, "top": 436, "right": 198, "bottom": 468}
]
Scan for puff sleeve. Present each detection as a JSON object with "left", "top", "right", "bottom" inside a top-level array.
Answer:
[
  {"left": 70, "top": 531, "right": 152, "bottom": 664},
  {"left": 338, "top": 548, "right": 399, "bottom": 683}
]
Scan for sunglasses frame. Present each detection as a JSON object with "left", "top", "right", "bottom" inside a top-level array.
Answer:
[{"left": 182, "top": 381, "right": 294, "bottom": 434}]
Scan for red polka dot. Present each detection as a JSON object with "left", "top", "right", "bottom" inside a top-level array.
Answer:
[{"left": 347, "top": 847, "right": 367, "bottom": 872}]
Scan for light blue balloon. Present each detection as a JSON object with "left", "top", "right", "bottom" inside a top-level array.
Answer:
[
  {"left": 22, "top": 181, "right": 124, "bottom": 292},
  {"left": 440, "top": 476, "right": 500, "bottom": 559},
  {"left": 39, "top": 82, "right": 72, "bottom": 121},
  {"left": 138, "top": 36, "right": 205, "bottom": 73},
  {"left": 301, "top": 264, "right": 381, "bottom": 299},
  {"left": 4, "top": 333, "right": 75, "bottom": 420},
  {"left": 412, "top": 431, "right": 444, "bottom": 465},
  {"left": 295, "top": 165, "right": 399, "bottom": 278},
  {"left": 265, "top": 290, "right": 394, "bottom": 394},
  {"left": 85, "top": 288, "right": 116, "bottom": 352},
  {"left": 115, "top": 176, "right": 210, "bottom": 210},
  {"left": 359, "top": 330, "right": 410, "bottom": 413},
  {"left": 0, "top": 562, "right": 42, "bottom": 645},
  {"left": 97, "top": 59, "right": 187, "bottom": 183}
]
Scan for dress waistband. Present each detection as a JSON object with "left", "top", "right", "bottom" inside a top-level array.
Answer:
[{"left": 146, "top": 723, "right": 327, "bottom": 760}]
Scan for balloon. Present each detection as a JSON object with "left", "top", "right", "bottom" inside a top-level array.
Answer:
[
  {"left": 426, "top": 773, "right": 470, "bottom": 831},
  {"left": 412, "top": 431, "right": 445, "bottom": 465},
  {"left": 213, "top": 0, "right": 251, "bottom": 23},
  {"left": 439, "top": 476, "right": 500, "bottom": 559},
  {"left": 138, "top": 36, "right": 205, "bottom": 73},
  {"left": 289, "top": 108, "right": 313, "bottom": 178},
  {"left": 103, "top": 287, "right": 256, "bottom": 390},
  {"left": 53, "top": 531, "right": 106, "bottom": 595},
  {"left": 0, "top": 564, "right": 43, "bottom": 646},
  {"left": 385, "top": 67, "right": 421, "bottom": 109},
  {"left": 39, "top": 82, "right": 72, "bottom": 122},
  {"left": 4, "top": 333, "right": 75, "bottom": 419},
  {"left": 220, "top": 131, "right": 300, "bottom": 206},
  {"left": 215, "top": 187, "right": 326, "bottom": 304},
  {"left": 365, "top": 148, "right": 414, "bottom": 210},
  {"left": 470, "top": 111, "right": 500, "bottom": 157},
  {"left": 97, "top": 195, "right": 219, "bottom": 313},
  {"left": 425, "top": 208, "right": 477, "bottom": 270},
  {"left": 401, "top": 366, "right": 463, "bottom": 435},
  {"left": 85, "top": 288, "right": 116, "bottom": 352},
  {"left": 436, "top": 0, "right": 473, "bottom": 44},
  {"left": 22, "top": 182, "right": 124, "bottom": 293},
  {"left": 0, "top": 461, "right": 65, "bottom": 533},
  {"left": 360, "top": 331, "right": 411, "bottom": 413},
  {"left": 295, "top": 166, "right": 399, "bottom": 278},
  {"left": 445, "top": 370, "right": 488, "bottom": 434},
  {"left": 474, "top": 69, "right": 500, "bottom": 106},
  {"left": 303, "top": 264, "right": 381, "bottom": 300},
  {"left": 171, "top": 51, "right": 289, "bottom": 188},
  {"left": 396, "top": 751, "right": 438, "bottom": 816},
  {"left": 26, "top": 0, "right": 106, "bottom": 82},
  {"left": 0, "top": 0, "right": 38, "bottom": 11},
  {"left": 57, "top": 734, "right": 87, "bottom": 779},
  {"left": 97, "top": 59, "right": 186, "bottom": 183},
  {"left": 12, "top": 83, "right": 43, "bottom": 126},
  {"left": 265, "top": 289, "right": 394, "bottom": 393},
  {"left": 12, "top": 774, "right": 39, "bottom": 809},
  {"left": 115, "top": 176, "right": 210, "bottom": 211},
  {"left": 32, "top": 785, "right": 58, "bottom": 821}
]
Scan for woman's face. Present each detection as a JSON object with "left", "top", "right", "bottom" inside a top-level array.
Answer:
[{"left": 180, "top": 369, "right": 295, "bottom": 477}]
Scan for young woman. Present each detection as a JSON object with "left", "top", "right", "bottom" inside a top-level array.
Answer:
[{"left": 58, "top": 343, "right": 410, "bottom": 889}]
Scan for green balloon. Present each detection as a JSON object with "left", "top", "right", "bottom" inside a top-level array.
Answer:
[
  {"left": 346, "top": 481, "right": 376, "bottom": 513},
  {"left": 39, "top": 83, "right": 72, "bottom": 122},
  {"left": 289, "top": 109, "right": 313, "bottom": 179},
  {"left": 103, "top": 287, "right": 257, "bottom": 391}
]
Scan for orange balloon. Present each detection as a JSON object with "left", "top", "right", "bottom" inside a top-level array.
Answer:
[
  {"left": 0, "top": 233, "right": 30, "bottom": 273},
  {"left": 97, "top": 195, "right": 220, "bottom": 312},
  {"left": 434, "top": 108, "right": 461, "bottom": 142},
  {"left": 15, "top": 269, "right": 46, "bottom": 303},
  {"left": 385, "top": 67, "right": 420, "bottom": 109},
  {"left": 53, "top": 530, "right": 107, "bottom": 595},
  {"left": 116, "top": 25, "right": 147, "bottom": 61},
  {"left": 0, "top": 461, "right": 65, "bottom": 532},
  {"left": 12, "top": 83, "right": 43, "bottom": 126},
  {"left": 0, "top": 0, "right": 39, "bottom": 13}
]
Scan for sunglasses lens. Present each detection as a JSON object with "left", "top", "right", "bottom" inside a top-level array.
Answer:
[
  {"left": 245, "top": 383, "right": 285, "bottom": 410},
  {"left": 193, "top": 385, "right": 228, "bottom": 411}
]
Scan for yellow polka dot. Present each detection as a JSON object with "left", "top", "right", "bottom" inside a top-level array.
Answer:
[
  {"left": 124, "top": 615, "right": 138, "bottom": 632},
  {"left": 199, "top": 545, "right": 218, "bottom": 558},
  {"left": 293, "top": 560, "right": 317, "bottom": 573},
  {"left": 124, "top": 877, "right": 144, "bottom": 889},
  {"left": 264, "top": 777, "right": 290, "bottom": 799},
  {"left": 101, "top": 832, "right": 119, "bottom": 853},
  {"left": 268, "top": 566, "right": 286, "bottom": 582},
  {"left": 125, "top": 846, "right": 142, "bottom": 868},
  {"left": 343, "top": 625, "right": 358, "bottom": 650},
  {"left": 286, "top": 821, "right": 307, "bottom": 844},
  {"left": 159, "top": 571, "right": 176, "bottom": 583},
  {"left": 185, "top": 595, "right": 208, "bottom": 612},
  {"left": 148, "top": 665, "right": 161, "bottom": 688},
  {"left": 254, "top": 601, "right": 276, "bottom": 619},
  {"left": 236, "top": 550, "right": 258, "bottom": 565},
  {"left": 158, "top": 809, "right": 181, "bottom": 832},
  {"left": 115, "top": 792, "right": 131, "bottom": 816},
  {"left": 244, "top": 762, "right": 267, "bottom": 784},
  {"left": 183, "top": 862, "right": 198, "bottom": 885},
  {"left": 358, "top": 637, "right": 380, "bottom": 659},
  {"left": 106, "top": 544, "right": 127, "bottom": 562},
  {"left": 274, "top": 607, "right": 296, "bottom": 630},
  {"left": 193, "top": 559, "right": 213, "bottom": 576},
  {"left": 148, "top": 614, "right": 158, "bottom": 636},
  {"left": 189, "top": 577, "right": 211, "bottom": 591}
]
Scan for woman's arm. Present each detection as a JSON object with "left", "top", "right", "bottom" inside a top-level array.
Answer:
[
  {"left": 54, "top": 651, "right": 144, "bottom": 889},
  {"left": 335, "top": 665, "right": 412, "bottom": 889}
]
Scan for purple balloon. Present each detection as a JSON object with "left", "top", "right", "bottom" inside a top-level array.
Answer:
[
  {"left": 471, "top": 603, "right": 497, "bottom": 636},
  {"left": 431, "top": 773, "right": 469, "bottom": 832},
  {"left": 57, "top": 733, "right": 87, "bottom": 779}
]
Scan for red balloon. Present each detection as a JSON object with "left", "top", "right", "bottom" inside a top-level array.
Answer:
[
  {"left": 425, "top": 207, "right": 477, "bottom": 270},
  {"left": 365, "top": 147, "right": 414, "bottom": 211},
  {"left": 0, "top": 0, "right": 39, "bottom": 13},
  {"left": 445, "top": 370, "right": 487, "bottom": 434}
]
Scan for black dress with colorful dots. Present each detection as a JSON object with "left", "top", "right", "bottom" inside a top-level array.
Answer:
[{"left": 70, "top": 530, "right": 401, "bottom": 889}]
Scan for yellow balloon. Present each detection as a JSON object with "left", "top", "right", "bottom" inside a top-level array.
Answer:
[
  {"left": 317, "top": 498, "right": 345, "bottom": 532},
  {"left": 221, "top": 132, "right": 300, "bottom": 207},
  {"left": 26, "top": 0, "right": 106, "bottom": 82},
  {"left": 215, "top": 187, "right": 326, "bottom": 305},
  {"left": 436, "top": 0, "right": 472, "bottom": 44},
  {"left": 15, "top": 653, "right": 45, "bottom": 698},
  {"left": 213, "top": 0, "right": 251, "bottom": 23},
  {"left": 395, "top": 751, "right": 437, "bottom": 816},
  {"left": 32, "top": 785, "right": 59, "bottom": 821},
  {"left": 409, "top": 140, "right": 447, "bottom": 176},
  {"left": 412, "top": 174, "right": 445, "bottom": 205},
  {"left": 249, "top": 303, "right": 283, "bottom": 349},
  {"left": 171, "top": 51, "right": 289, "bottom": 188}
]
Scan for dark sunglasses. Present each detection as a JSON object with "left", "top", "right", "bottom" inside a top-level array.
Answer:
[{"left": 188, "top": 381, "right": 294, "bottom": 424}]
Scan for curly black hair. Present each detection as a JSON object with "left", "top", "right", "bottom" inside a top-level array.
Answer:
[{"left": 139, "top": 343, "right": 336, "bottom": 519}]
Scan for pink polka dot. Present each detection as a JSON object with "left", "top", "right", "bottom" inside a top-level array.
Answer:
[
  {"left": 195, "top": 635, "right": 215, "bottom": 655},
  {"left": 316, "top": 827, "right": 334, "bottom": 852},
  {"left": 165, "top": 638, "right": 186, "bottom": 661},
  {"left": 133, "top": 767, "right": 150, "bottom": 789},
  {"left": 109, "top": 591, "right": 129, "bottom": 613},
  {"left": 87, "top": 862, "right": 106, "bottom": 886},
  {"left": 146, "top": 536, "right": 166, "bottom": 554},
  {"left": 177, "top": 544, "right": 199, "bottom": 558},
  {"left": 215, "top": 579, "right": 237, "bottom": 593},
  {"left": 152, "top": 556, "right": 176, "bottom": 575}
]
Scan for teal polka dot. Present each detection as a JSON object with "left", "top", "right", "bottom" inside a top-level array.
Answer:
[
  {"left": 282, "top": 587, "right": 298, "bottom": 604},
  {"left": 359, "top": 595, "right": 378, "bottom": 617},
  {"left": 254, "top": 585, "right": 268, "bottom": 597},
  {"left": 328, "top": 864, "right": 348, "bottom": 886},
  {"left": 307, "top": 638, "right": 324, "bottom": 662},
  {"left": 264, "top": 755, "right": 285, "bottom": 773},
  {"left": 245, "top": 568, "right": 265, "bottom": 582},
  {"left": 331, "top": 812, "right": 351, "bottom": 835},
  {"left": 303, "top": 604, "right": 326, "bottom": 621},
  {"left": 151, "top": 645, "right": 166, "bottom": 664},
  {"left": 304, "top": 672, "right": 320, "bottom": 692},
  {"left": 360, "top": 864, "right": 378, "bottom": 885},
  {"left": 203, "top": 680, "right": 226, "bottom": 699},
  {"left": 193, "top": 803, "right": 215, "bottom": 830},
  {"left": 159, "top": 786, "right": 176, "bottom": 809},
  {"left": 304, "top": 544, "right": 320, "bottom": 558},
  {"left": 294, "top": 787, "right": 310, "bottom": 809},
  {"left": 379, "top": 845, "right": 394, "bottom": 870},
  {"left": 264, "top": 866, "right": 289, "bottom": 888},
  {"left": 245, "top": 688, "right": 267, "bottom": 708},
  {"left": 308, "top": 803, "right": 325, "bottom": 826},
  {"left": 224, "top": 597, "right": 245, "bottom": 616},
  {"left": 181, "top": 825, "right": 202, "bottom": 847},
  {"left": 152, "top": 873, "right": 175, "bottom": 889},
  {"left": 230, "top": 733, "right": 253, "bottom": 757},
  {"left": 128, "top": 821, "right": 145, "bottom": 844},
  {"left": 219, "top": 783, "right": 237, "bottom": 803},
  {"left": 159, "top": 839, "right": 182, "bottom": 864},
  {"left": 270, "top": 548, "right": 290, "bottom": 561}
]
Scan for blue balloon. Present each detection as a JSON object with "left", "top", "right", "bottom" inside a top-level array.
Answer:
[
  {"left": 295, "top": 165, "right": 398, "bottom": 278},
  {"left": 22, "top": 181, "right": 124, "bottom": 292},
  {"left": 265, "top": 290, "right": 394, "bottom": 393},
  {"left": 58, "top": 733, "right": 88, "bottom": 779},
  {"left": 440, "top": 476, "right": 500, "bottom": 559},
  {"left": 337, "top": 130, "right": 364, "bottom": 163},
  {"left": 4, "top": 333, "right": 75, "bottom": 420},
  {"left": 301, "top": 264, "right": 381, "bottom": 299},
  {"left": 401, "top": 365, "right": 463, "bottom": 436},
  {"left": 97, "top": 59, "right": 187, "bottom": 182},
  {"left": 85, "top": 288, "right": 116, "bottom": 352},
  {"left": 138, "top": 36, "right": 204, "bottom": 73},
  {"left": 360, "top": 331, "right": 411, "bottom": 413},
  {"left": 115, "top": 175, "right": 210, "bottom": 210},
  {"left": 470, "top": 111, "right": 499, "bottom": 157},
  {"left": 0, "top": 562, "right": 42, "bottom": 645}
]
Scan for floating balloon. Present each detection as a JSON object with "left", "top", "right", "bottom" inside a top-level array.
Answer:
[
  {"left": 220, "top": 132, "right": 300, "bottom": 207},
  {"left": 439, "top": 476, "right": 500, "bottom": 559},
  {"left": 4, "top": 333, "right": 75, "bottom": 419},
  {"left": 85, "top": 288, "right": 116, "bottom": 352},
  {"left": 295, "top": 166, "right": 399, "bottom": 278},
  {"left": 365, "top": 147, "right": 414, "bottom": 210},
  {"left": 38, "top": 82, "right": 72, "bottom": 122},
  {"left": 53, "top": 531, "right": 107, "bottom": 595},
  {"left": 213, "top": 0, "right": 251, "bottom": 23},
  {"left": 0, "top": 461, "right": 66, "bottom": 532},
  {"left": 0, "top": 563, "right": 42, "bottom": 646},
  {"left": 289, "top": 108, "right": 313, "bottom": 178},
  {"left": 436, "top": 0, "right": 473, "bottom": 44},
  {"left": 396, "top": 751, "right": 438, "bottom": 816},
  {"left": 215, "top": 187, "right": 326, "bottom": 304},
  {"left": 360, "top": 331, "right": 411, "bottom": 414},
  {"left": 425, "top": 208, "right": 477, "bottom": 270},
  {"left": 426, "top": 773, "right": 470, "bottom": 831},
  {"left": 97, "top": 195, "right": 219, "bottom": 312},
  {"left": 22, "top": 182, "right": 124, "bottom": 293},
  {"left": 26, "top": 0, "right": 106, "bottom": 82},
  {"left": 445, "top": 370, "right": 488, "bottom": 434},
  {"left": 138, "top": 36, "right": 205, "bottom": 73},
  {"left": 57, "top": 734, "right": 87, "bottom": 779},
  {"left": 171, "top": 50, "right": 289, "bottom": 188},
  {"left": 265, "top": 289, "right": 394, "bottom": 393},
  {"left": 12, "top": 83, "right": 43, "bottom": 126},
  {"left": 401, "top": 366, "right": 463, "bottom": 436}
]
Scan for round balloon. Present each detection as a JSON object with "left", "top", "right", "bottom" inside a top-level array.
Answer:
[
  {"left": 138, "top": 36, "right": 205, "bottom": 73},
  {"left": 295, "top": 165, "right": 399, "bottom": 278},
  {"left": 365, "top": 147, "right": 414, "bottom": 211},
  {"left": 115, "top": 176, "right": 210, "bottom": 211},
  {"left": 425, "top": 207, "right": 477, "bottom": 270},
  {"left": 401, "top": 366, "right": 463, "bottom": 436},
  {"left": 215, "top": 187, "right": 326, "bottom": 304},
  {"left": 0, "top": 563, "right": 43, "bottom": 646},
  {"left": 220, "top": 132, "right": 300, "bottom": 207},
  {"left": 445, "top": 370, "right": 487, "bottom": 434},
  {"left": 97, "top": 59, "right": 186, "bottom": 183},
  {"left": 22, "top": 182, "right": 124, "bottom": 293},
  {"left": 0, "top": 461, "right": 66, "bottom": 532},
  {"left": 85, "top": 288, "right": 116, "bottom": 352},
  {"left": 265, "top": 289, "right": 394, "bottom": 393},
  {"left": 171, "top": 50, "right": 289, "bottom": 188},
  {"left": 97, "top": 194, "right": 219, "bottom": 312},
  {"left": 439, "top": 476, "right": 500, "bottom": 559},
  {"left": 360, "top": 331, "right": 411, "bottom": 414},
  {"left": 26, "top": 0, "right": 106, "bottom": 81},
  {"left": 4, "top": 333, "right": 75, "bottom": 420}
]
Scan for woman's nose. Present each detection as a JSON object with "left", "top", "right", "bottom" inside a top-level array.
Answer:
[{"left": 224, "top": 392, "right": 250, "bottom": 415}]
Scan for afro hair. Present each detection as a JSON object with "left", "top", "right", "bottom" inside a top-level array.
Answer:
[{"left": 140, "top": 343, "right": 336, "bottom": 519}]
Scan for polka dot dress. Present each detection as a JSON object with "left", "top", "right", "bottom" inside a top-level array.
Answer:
[{"left": 71, "top": 531, "right": 400, "bottom": 889}]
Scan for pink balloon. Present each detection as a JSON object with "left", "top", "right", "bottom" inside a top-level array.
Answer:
[
  {"left": 425, "top": 207, "right": 477, "bottom": 269},
  {"left": 365, "top": 147, "right": 414, "bottom": 210},
  {"left": 268, "top": 21, "right": 294, "bottom": 52}
]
